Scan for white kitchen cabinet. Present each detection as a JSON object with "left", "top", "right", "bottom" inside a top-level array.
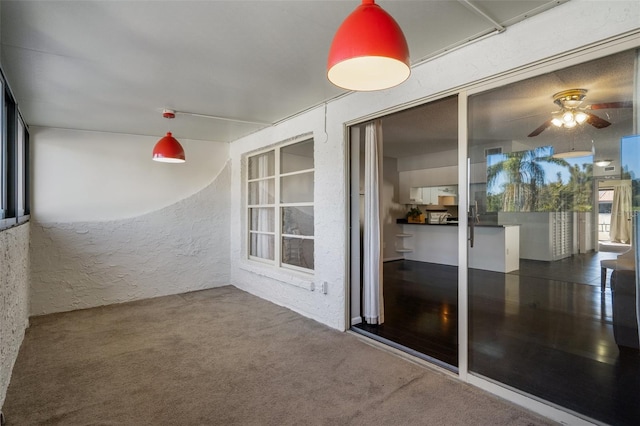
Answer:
[
  {"left": 422, "top": 187, "right": 437, "bottom": 204},
  {"left": 408, "top": 187, "right": 424, "bottom": 203},
  {"left": 399, "top": 166, "right": 458, "bottom": 204},
  {"left": 404, "top": 185, "right": 458, "bottom": 205},
  {"left": 498, "top": 212, "right": 573, "bottom": 261}
]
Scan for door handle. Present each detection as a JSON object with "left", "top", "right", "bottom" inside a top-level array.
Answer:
[
  {"left": 466, "top": 157, "right": 474, "bottom": 248},
  {"left": 468, "top": 206, "right": 475, "bottom": 248}
]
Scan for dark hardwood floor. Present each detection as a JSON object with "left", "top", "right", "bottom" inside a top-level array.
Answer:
[
  {"left": 355, "top": 261, "right": 459, "bottom": 367},
  {"left": 353, "top": 254, "right": 640, "bottom": 426}
]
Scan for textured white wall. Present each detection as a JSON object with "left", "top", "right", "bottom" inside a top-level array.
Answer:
[
  {"left": 31, "top": 127, "right": 228, "bottom": 222},
  {"left": 229, "top": 0, "right": 640, "bottom": 331},
  {"left": 29, "top": 161, "right": 230, "bottom": 315},
  {"left": 29, "top": 127, "right": 231, "bottom": 315},
  {"left": 0, "top": 223, "right": 30, "bottom": 410},
  {"left": 230, "top": 118, "right": 347, "bottom": 329}
]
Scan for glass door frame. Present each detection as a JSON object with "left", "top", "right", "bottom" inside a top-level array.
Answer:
[{"left": 457, "top": 32, "right": 640, "bottom": 424}]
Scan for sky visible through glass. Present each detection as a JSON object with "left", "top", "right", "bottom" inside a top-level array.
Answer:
[{"left": 486, "top": 145, "right": 593, "bottom": 196}]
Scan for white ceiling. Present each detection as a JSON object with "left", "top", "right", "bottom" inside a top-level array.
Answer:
[{"left": 0, "top": 0, "right": 567, "bottom": 143}]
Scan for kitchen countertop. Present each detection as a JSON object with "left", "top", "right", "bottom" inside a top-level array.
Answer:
[
  {"left": 396, "top": 219, "right": 520, "bottom": 273},
  {"left": 396, "top": 218, "right": 517, "bottom": 228}
]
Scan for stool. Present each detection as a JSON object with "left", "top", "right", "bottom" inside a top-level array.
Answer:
[
  {"left": 601, "top": 258, "right": 617, "bottom": 292},
  {"left": 601, "top": 248, "right": 635, "bottom": 292}
]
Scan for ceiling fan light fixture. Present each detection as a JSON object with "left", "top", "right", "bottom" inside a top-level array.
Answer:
[
  {"left": 562, "top": 111, "right": 575, "bottom": 124},
  {"left": 327, "top": 0, "right": 410, "bottom": 91},
  {"left": 564, "top": 100, "right": 583, "bottom": 108},
  {"left": 595, "top": 159, "right": 612, "bottom": 167},
  {"left": 529, "top": 88, "right": 628, "bottom": 137},
  {"left": 575, "top": 111, "right": 588, "bottom": 124},
  {"left": 553, "top": 89, "right": 588, "bottom": 106}
]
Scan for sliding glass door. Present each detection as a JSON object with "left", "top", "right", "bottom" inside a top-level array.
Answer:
[
  {"left": 467, "top": 48, "right": 639, "bottom": 425},
  {"left": 350, "top": 96, "right": 460, "bottom": 370},
  {"left": 348, "top": 43, "right": 639, "bottom": 425}
]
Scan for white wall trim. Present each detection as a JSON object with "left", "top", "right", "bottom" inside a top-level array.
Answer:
[{"left": 238, "top": 261, "right": 314, "bottom": 292}]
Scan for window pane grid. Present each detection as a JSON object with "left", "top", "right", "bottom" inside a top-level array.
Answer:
[
  {"left": 280, "top": 168, "right": 314, "bottom": 178},
  {"left": 0, "top": 70, "right": 30, "bottom": 229},
  {"left": 1, "top": 79, "right": 5, "bottom": 217},
  {"left": 280, "top": 203, "right": 313, "bottom": 207},
  {"left": 248, "top": 151, "right": 275, "bottom": 179},
  {"left": 247, "top": 176, "right": 275, "bottom": 184},
  {"left": 281, "top": 171, "right": 314, "bottom": 204},
  {"left": 249, "top": 230, "right": 275, "bottom": 236},
  {"left": 282, "top": 234, "right": 314, "bottom": 239},
  {"left": 246, "top": 138, "right": 314, "bottom": 271},
  {"left": 281, "top": 138, "right": 314, "bottom": 174},
  {"left": 17, "top": 117, "right": 25, "bottom": 216}
]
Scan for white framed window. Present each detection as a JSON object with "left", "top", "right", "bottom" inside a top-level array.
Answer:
[
  {"left": 0, "top": 74, "right": 5, "bottom": 220},
  {"left": 17, "top": 116, "right": 26, "bottom": 217},
  {"left": 0, "top": 68, "right": 30, "bottom": 230},
  {"left": 246, "top": 137, "right": 314, "bottom": 272}
]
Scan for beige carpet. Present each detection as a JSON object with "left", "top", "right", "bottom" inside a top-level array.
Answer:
[{"left": 3, "top": 286, "right": 556, "bottom": 425}]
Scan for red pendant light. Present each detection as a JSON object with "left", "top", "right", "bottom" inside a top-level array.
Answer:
[
  {"left": 152, "top": 132, "right": 185, "bottom": 163},
  {"left": 327, "top": 0, "right": 410, "bottom": 91},
  {"left": 152, "top": 110, "right": 185, "bottom": 163}
]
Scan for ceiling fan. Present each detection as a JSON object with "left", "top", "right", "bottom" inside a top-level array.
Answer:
[{"left": 527, "top": 88, "right": 632, "bottom": 137}]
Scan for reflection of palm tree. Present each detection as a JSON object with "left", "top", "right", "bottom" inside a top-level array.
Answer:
[
  {"left": 567, "top": 163, "right": 593, "bottom": 211},
  {"left": 487, "top": 147, "right": 568, "bottom": 211}
]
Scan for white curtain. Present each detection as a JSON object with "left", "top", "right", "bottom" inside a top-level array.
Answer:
[
  {"left": 255, "top": 154, "right": 274, "bottom": 259},
  {"left": 610, "top": 181, "right": 632, "bottom": 244},
  {"left": 363, "top": 121, "right": 384, "bottom": 324}
]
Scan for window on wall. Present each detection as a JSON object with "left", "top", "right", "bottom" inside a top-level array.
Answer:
[
  {"left": 17, "top": 116, "right": 29, "bottom": 216},
  {"left": 247, "top": 138, "right": 314, "bottom": 271},
  {"left": 1, "top": 69, "right": 30, "bottom": 230},
  {"left": 1, "top": 75, "right": 5, "bottom": 220}
]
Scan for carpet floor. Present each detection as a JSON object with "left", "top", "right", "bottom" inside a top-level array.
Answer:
[{"left": 3, "top": 286, "right": 556, "bottom": 425}]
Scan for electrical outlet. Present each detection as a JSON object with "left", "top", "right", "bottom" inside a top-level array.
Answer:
[{"left": 322, "top": 281, "right": 328, "bottom": 294}]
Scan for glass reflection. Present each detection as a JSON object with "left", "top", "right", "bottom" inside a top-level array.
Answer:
[
  {"left": 282, "top": 238, "right": 314, "bottom": 269},
  {"left": 249, "top": 180, "right": 274, "bottom": 205},
  {"left": 468, "top": 49, "right": 638, "bottom": 425}
]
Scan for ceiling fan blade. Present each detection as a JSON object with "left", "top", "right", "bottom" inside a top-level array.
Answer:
[
  {"left": 528, "top": 119, "right": 552, "bottom": 137},
  {"left": 589, "top": 101, "right": 633, "bottom": 110},
  {"left": 586, "top": 112, "right": 611, "bottom": 129}
]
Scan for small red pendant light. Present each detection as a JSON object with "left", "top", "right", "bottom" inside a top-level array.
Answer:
[
  {"left": 152, "top": 110, "right": 185, "bottom": 163},
  {"left": 327, "top": 0, "right": 410, "bottom": 91},
  {"left": 152, "top": 132, "right": 185, "bottom": 163}
]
